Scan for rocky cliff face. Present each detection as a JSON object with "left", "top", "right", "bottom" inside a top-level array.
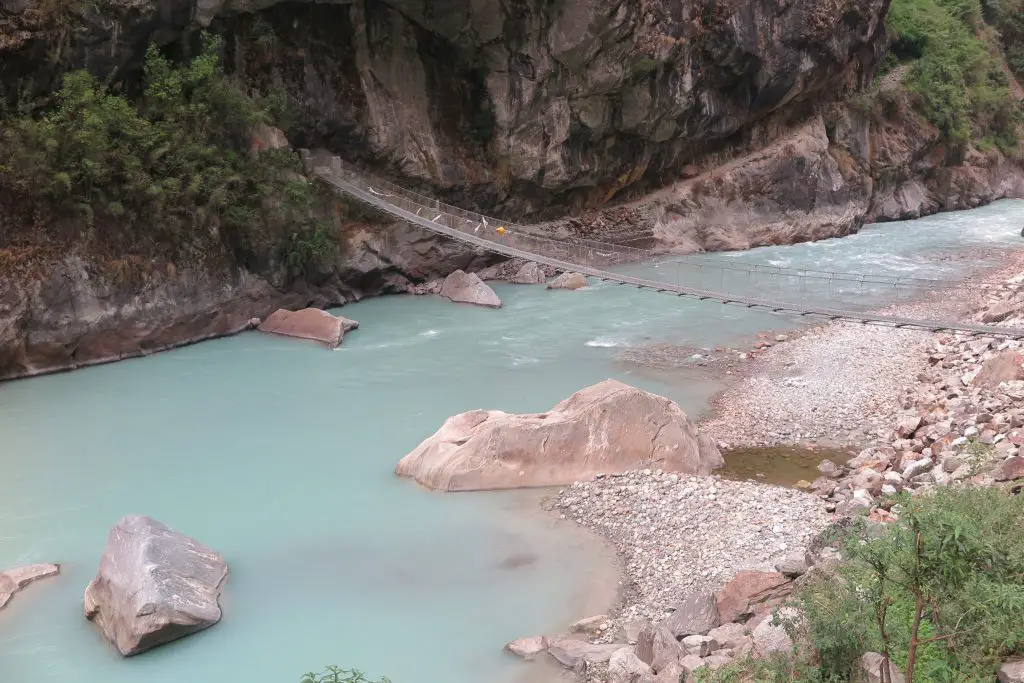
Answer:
[
  {"left": 4, "top": 0, "right": 890, "bottom": 212},
  {"left": 0, "top": 217, "right": 493, "bottom": 380},
  {"left": 2, "top": 0, "right": 1021, "bottom": 381}
]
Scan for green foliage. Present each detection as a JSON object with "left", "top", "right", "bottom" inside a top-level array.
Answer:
[
  {"left": 798, "top": 488, "right": 1024, "bottom": 682},
  {"left": 695, "top": 652, "right": 836, "bottom": 683},
  {"left": 0, "top": 32, "right": 332, "bottom": 276},
  {"left": 886, "top": 0, "right": 1021, "bottom": 151},
  {"left": 300, "top": 666, "right": 391, "bottom": 683}
]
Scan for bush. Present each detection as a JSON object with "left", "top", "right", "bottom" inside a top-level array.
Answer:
[
  {"left": 798, "top": 488, "right": 1024, "bottom": 682},
  {"left": 300, "top": 667, "right": 390, "bottom": 683},
  {"left": 886, "top": 0, "right": 1021, "bottom": 151},
  {"left": 0, "top": 32, "right": 332, "bottom": 276}
]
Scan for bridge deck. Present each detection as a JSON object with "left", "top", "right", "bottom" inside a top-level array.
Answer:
[{"left": 309, "top": 155, "right": 1024, "bottom": 340}]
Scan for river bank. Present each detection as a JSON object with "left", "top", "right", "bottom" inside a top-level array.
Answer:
[{"left": 534, "top": 244, "right": 1024, "bottom": 680}]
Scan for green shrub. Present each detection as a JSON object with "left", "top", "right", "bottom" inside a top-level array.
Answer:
[
  {"left": 886, "top": 0, "right": 1020, "bottom": 150},
  {"left": 798, "top": 487, "right": 1024, "bottom": 682},
  {"left": 0, "top": 32, "right": 332, "bottom": 276},
  {"left": 300, "top": 666, "right": 390, "bottom": 683}
]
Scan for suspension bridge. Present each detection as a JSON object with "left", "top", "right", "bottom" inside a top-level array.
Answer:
[{"left": 304, "top": 152, "right": 1024, "bottom": 340}]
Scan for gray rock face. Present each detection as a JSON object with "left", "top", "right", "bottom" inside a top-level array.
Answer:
[
  {"left": 665, "top": 592, "right": 720, "bottom": 638},
  {"left": 439, "top": 270, "right": 502, "bottom": 308},
  {"left": 0, "top": 564, "right": 60, "bottom": 610},
  {"left": 84, "top": 516, "right": 228, "bottom": 657}
]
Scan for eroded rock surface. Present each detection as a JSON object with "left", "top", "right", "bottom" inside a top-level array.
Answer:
[
  {"left": 0, "top": 564, "right": 60, "bottom": 610},
  {"left": 396, "top": 379, "right": 722, "bottom": 491},
  {"left": 84, "top": 516, "right": 228, "bottom": 656},
  {"left": 439, "top": 270, "right": 502, "bottom": 308},
  {"left": 257, "top": 308, "right": 358, "bottom": 347}
]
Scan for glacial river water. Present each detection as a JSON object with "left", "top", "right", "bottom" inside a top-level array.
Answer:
[{"left": 1, "top": 200, "right": 1022, "bottom": 683}]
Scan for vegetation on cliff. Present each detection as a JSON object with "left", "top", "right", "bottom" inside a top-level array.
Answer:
[
  {"left": 698, "top": 487, "right": 1024, "bottom": 682},
  {"left": 885, "top": 0, "right": 1022, "bottom": 153},
  {"left": 0, "top": 33, "right": 332, "bottom": 276}
]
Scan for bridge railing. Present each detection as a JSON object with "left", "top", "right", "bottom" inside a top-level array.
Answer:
[{"left": 311, "top": 155, "right": 964, "bottom": 292}]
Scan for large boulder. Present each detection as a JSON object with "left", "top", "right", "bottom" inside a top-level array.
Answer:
[
  {"left": 84, "top": 516, "right": 228, "bottom": 656},
  {"left": 0, "top": 564, "right": 60, "bottom": 610},
  {"left": 636, "top": 623, "right": 684, "bottom": 672},
  {"left": 608, "top": 647, "right": 654, "bottom": 683},
  {"left": 439, "top": 270, "right": 502, "bottom": 308},
  {"left": 395, "top": 379, "right": 723, "bottom": 491},
  {"left": 665, "top": 592, "right": 720, "bottom": 637},
  {"left": 999, "top": 661, "right": 1024, "bottom": 683},
  {"left": 504, "top": 635, "right": 548, "bottom": 660},
  {"left": 512, "top": 262, "right": 547, "bottom": 284},
  {"left": 715, "top": 571, "right": 794, "bottom": 624},
  {"left": 546, "top": 636, "right": 622, "bottom": 669},
  {"left": 751, "top": 612, "right": 794, "bottom": 656},
  {"left": 972, "top": 350, "right": 1024, "bottom": 388},
  {"left": 548, "top": 272, "right": 588, "bottom": 290},
  {"left": 257, "top": 308, "right": 358, "bottom": 348}
]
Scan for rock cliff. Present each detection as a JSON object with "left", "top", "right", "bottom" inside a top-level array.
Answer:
[{"left": 1, "top": 0, "right": 1021, "bottom": 379}]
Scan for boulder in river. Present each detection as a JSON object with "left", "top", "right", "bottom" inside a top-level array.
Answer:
[
  {"left": 258, "top": 308, "right": 358, "bottom": 348},
  {"left": 548, "top": 272, "right": 588, "bottom": 290},
  {"left": 0, "top": 564, "right": 60, "bottom": 610},
  {"left": 440, "top": 270, "right": 502, "bottom": 308},
  {"left": 512, "top": 262, "right": 547, "bottom": 284},
  {"left": 395, "top": 379, "right": 723, "bottom": 491},
  {"left": 84, "top": 515, "right": 228, "bottom": 656}
]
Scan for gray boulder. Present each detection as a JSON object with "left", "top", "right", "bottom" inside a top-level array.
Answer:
[
  {"left": 751, "top": 613, "right": 793, "bottom": 656},
  {"left": 548, "top": 272, "right": 588, "bottom": 290},
  {"left": 665, "top": 591, "right": 720, "bottom": 637},
  {"left": 860, "top": 652, "right": 906, "bottom": 683},
  {"left": 608, "top": 647, "right": 653, "bottom": 683},
  {"left": 84, "top": 516, "right": 228, "bottom": 656},
  {"left": 999, "top": 661, "right": 1024, "bottom": 683},
  {"left": 504, "top": 635, "right": 548, "bottom": 660},
  {"left": 546, "top": 636, "right": 622, "bottom": 669},
  {"left": 512, "top": 262, "right": 547, "bottom": 284},
  {"left": 440, "top": 270, "right": 502, "bottom": 308},
  {"left": 636, "top": 623, "right": 683, "bottom": 672}
]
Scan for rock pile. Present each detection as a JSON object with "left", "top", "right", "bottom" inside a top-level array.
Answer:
[
  {"left": 508, "top": 565, "right": 823, "bottom": 681},
  {"left": 809, "top": 273, "right": 1024, "bottom": 516},
  {"left": 553, "top": 470, "right": 829, "bottom": 628}
]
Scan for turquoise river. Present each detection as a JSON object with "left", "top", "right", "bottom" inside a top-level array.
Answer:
[{"left": 1, "top": 200, "right": 1023, "bottom": 683}]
